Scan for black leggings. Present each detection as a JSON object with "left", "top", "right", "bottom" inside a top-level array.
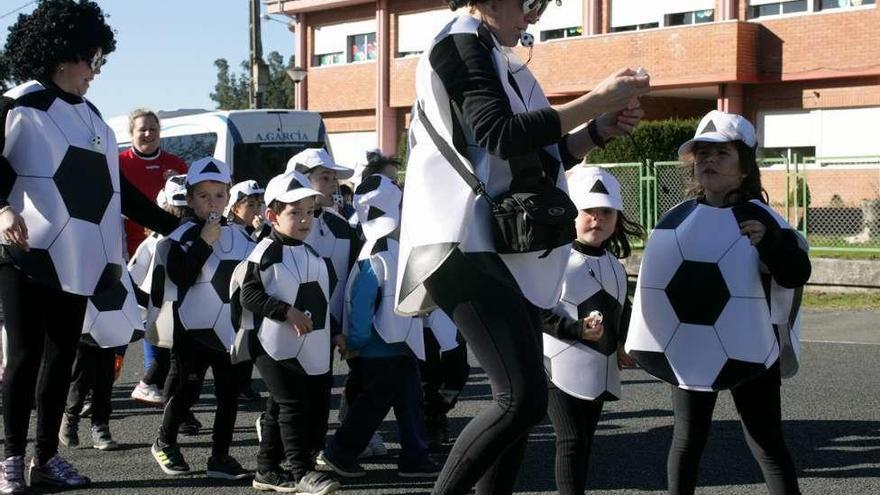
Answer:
[
  {"left": 159, "top": 331, "right": 238, "bottom": 458},
  {"left": 421, "top": 330, "right": 470, "bottom": 427},
  {"left": 546, "top": 387, "right": 604, "bottom": 495},
  {"left": 65, "top": 343, "right": 116, "bottom": 426},
  {"left": 668, "top": 365, "right": 800, "bottom": 495},
  {"left": 425, "top": 253, "right": 548, "bottom": 495},
  {"left": 0, "top": 265, "right": 87, "bottom": 463}
]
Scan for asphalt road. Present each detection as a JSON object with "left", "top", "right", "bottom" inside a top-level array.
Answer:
[{"left": 3, "top": 309, "right": 878, "bottom": 494}]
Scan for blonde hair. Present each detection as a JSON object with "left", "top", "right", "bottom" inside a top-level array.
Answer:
[{"left": 128, "top": 108, "right": 160, "bottom": 135}]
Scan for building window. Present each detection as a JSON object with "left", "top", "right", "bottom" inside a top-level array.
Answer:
[
  {"left": 666, "top": 9, "right": 715, "bottom": 26},
  {"left": 314, "top": 52, "right": 344, "bottom": 67},
  {"left": 348, "top": 32, "right": 377, "bottom": 63},
  {"left": 818, "top": 0, "right": 875, "bottom": 9},
  {"left": 748, "top": 0, "right": 808, "bottom": 18},
  {"left": 539, "top": 26, "right": 583, "bottom": 42},
  {"left": 609, "top": 22, "right": 659, "bottom": 33}
]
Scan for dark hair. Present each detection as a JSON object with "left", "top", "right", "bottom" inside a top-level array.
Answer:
[
  {"left": 4, "top": 0, "right": 116, "bottom": 83},
  {"left": 684, "top": 140, "right": 768, "bottom": 205},
  {"left": 339, "top": 184, "right": 353, "bottom": 197},
  {"left": 163, "top": 204, "right": 192, "bottom": 220},
  {"left": 605, "top": 211, "right": 645, "bottom": 259},
  {"left": 267, "top": 200, "right": 287, "bottom": 215},
  {"left": 361, "top": 150, "right": 401, "bottom": 181},
  {"left": 448, "top": 0, "right": 490, "bottom": 10}
]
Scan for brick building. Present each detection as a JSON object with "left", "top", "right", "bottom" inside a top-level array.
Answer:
[{"left": 265, "top": 0, "right": 879, "bottom": 172}]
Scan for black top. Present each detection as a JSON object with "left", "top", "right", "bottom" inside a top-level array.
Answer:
[{"left": 429, "top": 26, "right": 581, "bottom": 170}]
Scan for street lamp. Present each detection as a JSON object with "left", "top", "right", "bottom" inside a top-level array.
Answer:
[
  {"left": 261, "top": 13, "right": 296, "bottom": 30},
  {"left": 285, "top": 64, "right": 307, "bottom": 110}
]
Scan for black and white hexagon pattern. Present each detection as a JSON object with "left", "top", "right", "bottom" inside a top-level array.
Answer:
[
  {"left": 625, "top": 199, "right": 790, "bottom": 391},
  {"left": 82, "top": 270, "right": 144, "bottom": 348},
  {"left": 175, "top": 225, "right": 255, "bottom": 352},
  {"left": 304, "top": 209, "right": 353, "bottom": 333},
  {"left": 247, "top": 239, "right": 331, "bottom": 375},
  {"left": 544, "top": 250, "right": 627, "bottom": 401},
  {"left": 345, "top": 237, "right": 424, "bottom": 359},
  {"left": 2, "top": 81, "right": 125, "bottom": 297}
]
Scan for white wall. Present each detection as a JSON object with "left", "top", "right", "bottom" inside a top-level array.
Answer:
[
  {"left": 397, "top": 9, "right": 458, "bottom": 54},
  {"left": 611, "top": 0, "right": 714, "bottom": 27},
  {"left": 758, "top": 107, "right": 880, "bottom": 157}
]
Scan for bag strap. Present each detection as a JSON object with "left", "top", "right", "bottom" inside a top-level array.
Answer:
[{"left": 416, "top": 102, "right": 496, "bottom": 209}]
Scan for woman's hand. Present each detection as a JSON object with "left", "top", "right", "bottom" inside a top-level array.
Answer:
[
  {"left": 286, "top": 307, "right": 313, "bottom": 336},
  {"left": 251, "top": 214, "right": 264, "bottom": 231},
  {"left": 589, "top": 68, "right": 651, "bottom": 116},
  {"left": 739, "top": 220, "right": 767, "bottom": 246},
  {"left": 595, "top": 99, "right": 645, "bottom": 140},
  {"left": 200, "top": 212, "right": 221, "bottom": 245},
  {"left": 0, "top": 207, "right": 29, "bottom": 251}
]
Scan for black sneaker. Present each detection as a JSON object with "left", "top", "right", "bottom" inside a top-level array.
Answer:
[
  {"left": 206, "top": 455, "right": 251, "bottom": 480},
  {"left": 252, "top": 469, "right": 298, "bottom": 492},
  {"left": 27, "top": 454, "right": 90, "bottom": 487},
  {"left": 398, "top": 457, "right": 441, "bottom": 478},
  {"left": 239, "top": 387, "right": 261, "bottom": 402},
  {"left": 151, "top": 441, "right": 191, "bottom": 476},
  {"left": 179, "top": 414, "right": 202, "bottom": 436},
  {"left": 316, "top": 450, "right": 365, "bottom": 478},
  {"left": 90, "top": 423, "right": 119, "bottom": 451},
  {"left": 294, "top": 471, "right": 340, "bottom": 495}
]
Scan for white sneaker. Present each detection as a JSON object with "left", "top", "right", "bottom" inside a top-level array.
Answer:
[
  {"left": 358, "top": 432, "right": 387, "bottom": 459},
  {"left": 131, "top": 382, "right": 163, "bottom": 405}
]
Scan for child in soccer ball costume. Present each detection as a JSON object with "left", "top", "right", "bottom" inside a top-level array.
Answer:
[
  {"left": 149, "top": 158, "right": 253, "bottom": 480},
  {"left": 626, "top": 111, "right": 810, "bottom": 495},
  {"left": 541, "top": 166, "right": 644, "bottom": 494},
  {"left": 237, "top": 170, "right": 340, "bottom": 494},
  {"left": 321, "top": 174, "right": 439, "bottom": 479},
  {"left": 225, "top": 180, "right": 266, "bottom": 402}
]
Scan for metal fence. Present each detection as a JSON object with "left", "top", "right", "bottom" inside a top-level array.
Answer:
[{"left": 600, "top": 155, "right": 880, "bottom": 253}]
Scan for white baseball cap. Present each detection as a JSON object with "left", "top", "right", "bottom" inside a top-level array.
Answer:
[
  {"left": 354, "top": 174, "right": 402, "bottom": 240},
  {"left": 285, "top": 148, "right": 354, "bottom": 180},
  {"left": 163, "top": 174, "right": 188, "bottom": 207},
  {"left": 264, "top": 170, "right": 323, "bottom": 206},
  {"left": 187, "top": 157, "right": 231, "bottom": 186},
  {"left": 226, "top": 180, "right": 265, "bottom": 214},
  {"left": 678, "top": 110, "right": 757, "bottom": 161},
  {"left": 567, "top": 166, "right": 624, "bottom": 211}
]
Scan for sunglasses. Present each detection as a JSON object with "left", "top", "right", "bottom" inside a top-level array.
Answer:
[
  {"left": 523, "top": 0, "right": 551, "bottom": 16},
  {"left": 89, "top": 51, "right": 107, "bottom": 71}
]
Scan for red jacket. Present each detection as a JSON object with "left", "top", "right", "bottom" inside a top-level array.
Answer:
[{"left": 119, "top": 148, "right": 187, "bottom": 256}]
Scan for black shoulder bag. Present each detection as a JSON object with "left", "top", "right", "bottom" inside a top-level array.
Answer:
[{"left": 416, "top": 103, "right": 576, "bottom": 257}]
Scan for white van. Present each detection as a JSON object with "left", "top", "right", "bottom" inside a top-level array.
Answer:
[{"left": 109, "top": 109, "right": 331, "bottom": 186}]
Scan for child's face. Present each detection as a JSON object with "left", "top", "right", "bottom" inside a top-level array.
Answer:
[
  {"left": 575, "top": 207, "right": 618, "bottom": 248},
  {"left": 693, "top": 142, "right": 745, "bottom": 200},
  {"left": 232, "top": 196, "right": 264, "bottom": 225},
  {"left": 268, "top": 196, "right": 316, "bottom": 241},
  {"left": 188, "top": 181, "right": 230, "bottom": 221},
  {"left": 307, "top": 167, "right": 337, "bottom": 206}
]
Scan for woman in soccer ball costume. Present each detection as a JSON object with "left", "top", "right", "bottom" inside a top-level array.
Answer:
[{"left": 0, "top": 2, "right": 179, "bottom": 491}]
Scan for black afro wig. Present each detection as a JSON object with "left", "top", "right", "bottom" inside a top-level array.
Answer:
[{"left": 4, "top": 0, "right": 116, "bottom": 83}]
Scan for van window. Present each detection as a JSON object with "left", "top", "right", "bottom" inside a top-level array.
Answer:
[
  {"left": 232, "top": 142, "right": 325, "bottom": 187},
  {"left": 160, "top": 133, "right": 219, "bottom": 166}
]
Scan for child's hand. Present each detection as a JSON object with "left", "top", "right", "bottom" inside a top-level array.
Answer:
[
  {"left": 617, "top": 345, "right": 636, "bottom": 370},
  {"left": 200, "top": 213, "right": 221, "bottom": 245},
  {"left": 286, "top": 307, "right": 313, "bottom": 336},
  {"left": 581, "top": 318, "right": 604, "bottom": 342},
  {"left": 332, "top": 334, "right": 347, "bottom": 354},
  {"left": 251, "top": 214, "right": 263, "bottom": 231},
  {"left": 739, "top": 220, "right": 766, "bottom": 246}
]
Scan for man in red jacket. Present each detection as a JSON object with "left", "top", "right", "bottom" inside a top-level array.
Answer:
[{"left": 119, "top": 108, "right": 187, "bottom": 257}]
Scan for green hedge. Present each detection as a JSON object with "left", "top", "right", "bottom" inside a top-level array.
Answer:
[{"left": 587, "top": 118, "right": 699, "bottom": 164}]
